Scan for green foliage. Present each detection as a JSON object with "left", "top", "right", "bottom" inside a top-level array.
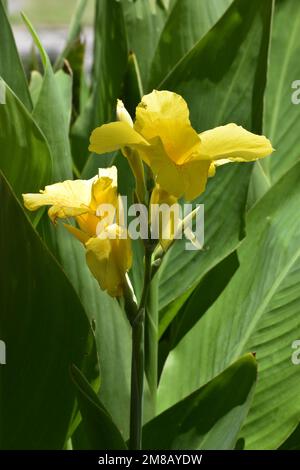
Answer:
[
  {"left": 71, "top": 365, "right": 127, "bottom": 450},
  {"left": 1, "top": 0, "right": 299, "bottom": 451},
  {"left": 0, "top": 171, "right": 98, "bottom": 449},
  {"left": 143, "top": 354, "right": 257, "bottom": 450}
]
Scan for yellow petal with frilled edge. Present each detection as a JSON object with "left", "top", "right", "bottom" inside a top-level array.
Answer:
[
  {"left": 85, "top": 225, "right": 132, "bottom": 298},
  {"left": 199, "top": 124, "right": 274, "bottom": 162},
  {"left": 135, "top": 90, "right": 190, "bottom": 124},
  {"left": 89, "top": 121, "right": 149, "bottom": 155},
  {"left": 135, "top": 90, "right": 202, "bottom": 164},
  {"left": 91, "top": 167, "right": 118, "bottom": 211},
  {"left": 23, "top": 178, "right": 96, "bottom": 222}
]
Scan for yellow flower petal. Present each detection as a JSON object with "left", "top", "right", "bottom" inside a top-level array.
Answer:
[
  {"left": 76, "top": 213, "right": 101, "bottom": 237},
  {"left": 89, "top": 121, "right": 149, "bottom": 155},
  {"left": 135, "top": 90, "right": 201, "bottom": 164},
  {"left": 135, "top": 90, "right": 190, "bottom": 124},
  {"left": 199, "top": 124, "right": 274, "bottom": 162},
  {"left": 23, "top": 178, "right": 95, "bottom": 222},
  {"left": 64, "top": 224, "right": 90, "bottom": 244},
  {"left": 85, "top": 225, "right": 132, "bottom": 298},
  {"left": 98, "top": 166, "right": 118, "bottom": 185},
  {"left": 141, "top": 137, "right": 209, "bottom": 200},
  {"left": 90, "top": 176, "right": 118, "bottom": 211},
  {"left": 180, "top": 159, "right": 211, "bottom": 201},
  {"left": 208, "top": 163, "right": 216, "bottom": 177}
]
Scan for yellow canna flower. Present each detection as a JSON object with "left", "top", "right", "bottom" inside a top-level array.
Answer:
[
  {"left": 89, "top": 90, "right": 274, "bottom": 201},
  {"left": 23, "top": 167, "right": 132, "bottom": 298}
]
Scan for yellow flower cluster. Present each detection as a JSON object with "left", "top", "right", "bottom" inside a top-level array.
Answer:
[
  {"left": 90, "top": 90, "right": 273, "bottom": 201},
  {"left": 23, "top": 167, "right": 131, "bottom": 297},
  {"left": 23, "top": 90, "right": 273, "bottom": 298}
]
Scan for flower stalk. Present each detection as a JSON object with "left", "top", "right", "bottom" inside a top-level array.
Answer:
[{"left": 129, "top": 244, "right": 153, "bottom": 450}]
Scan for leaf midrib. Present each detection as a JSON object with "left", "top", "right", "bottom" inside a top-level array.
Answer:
[{"left": 233, "top": 242, "right": 300, "bottom": 360}]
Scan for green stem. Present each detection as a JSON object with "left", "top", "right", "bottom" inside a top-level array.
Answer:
[
  {"left": 145, "top": 271, "right": 159, "bottom": 412},
  {"left": 129, "top": 308, "right": 144, "bottom": 450},
  {"left": 129, "top": 247, "right": 152, "bottom": 450}
]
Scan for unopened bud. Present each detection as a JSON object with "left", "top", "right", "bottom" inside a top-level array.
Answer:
[{"left": 116, "top": 99, "right": 133, "bottom": 127}]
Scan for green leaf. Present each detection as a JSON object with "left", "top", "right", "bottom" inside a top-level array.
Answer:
[
  {"left": 0, "top": 80, "right": 52, "bottom": 201},
  {"left": 54, "top": 69, "right": 73, "bottom": 128},
  {"left": 29, "top": 71, "right": 43, "bottom": 108},
  {"left": 158, "top": 160, "right": 300, "bottom": 449},
  {"left": 262, "top": 0, "right": 300, "bottom": 183},
  {"left": 0, "top": 1, "right": 32, "bottom": 109},
  {"left": 121, "top": 0, "right": 177, "bottom": 89},
  {"left": 143, "top": 354, "right": 257, "bottom": 450},
  {"left": 71, "top": 365, "right": 127, "bottom": 450},
  {"left": 54, "top": 0, "right": 89, "bottom": 71},
  {"left": 168, "top": 251, "right": 239, "bottom": 348},
  {"left": 149, "top": 0, "right": 232, "bottom": 89},
  {"left": 122, "top": 52, "right": 144, "bottom": 118},
  {"left": 160, "top": 0, "right": 273, "bottom": 133},
  {"left": 157, "top": 0, "right": 273, "bottom": 321},
  {"left": 71, "top": 0, "right": 128, "bottom": 169},
  {"left": 0, "top": 171, "right": 97, "bottom": 449},
  {"left": 23, "top": 13, "right": 73, "bottom": 181},
  {"left": 247, "top": 160, "right": 271, "bottom": 209}
]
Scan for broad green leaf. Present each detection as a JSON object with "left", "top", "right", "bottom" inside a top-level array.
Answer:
[
  {"left": 168, "top": 251, "right": 239, "bottom": 348},
  {"left": 0, "top": 172, "right": 97, "bottom": 450},
  {"left": 262, "top": 0, "right": 300, "bottom": 183},
  {"left": 25, "top": 21, "right": 132, "bottom": 437},
  {"left": 121, "top": 0, "right": 176, "bottom": 89},
  {"left": 0, "top": 1, "right": 32, "bottom": 109},
  {"left": 71, "top": 366, "right": 127, "bottom": 450},
  {"left": 158, "top": 160, "right": 300, "bottom": 449},
  {"left": 23, "top": 14, "right": 73, "bottom": 181},
  {"left": 143, "top": 354, "right": 256, "bottom": 450},
  {"left": 71, "top": 0, "right": 128, "bottom": 169},
  {"left": 0, "top": 80, "right": 52, "bottom": 200},
  {"left": 157, "top": 0, "right": 273, "bottom": 317},
  {"left": 160, "top": 0, "right": 273, "bottom": 132},
  {"left": 149, "top": 0, "right": 232, "bottom": 89},
  {"left": 247, "top": 160, "right": 271, "bottom": 209},
  {"left": 54, "top": 69, "right": 73, "bottom": 127}
]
